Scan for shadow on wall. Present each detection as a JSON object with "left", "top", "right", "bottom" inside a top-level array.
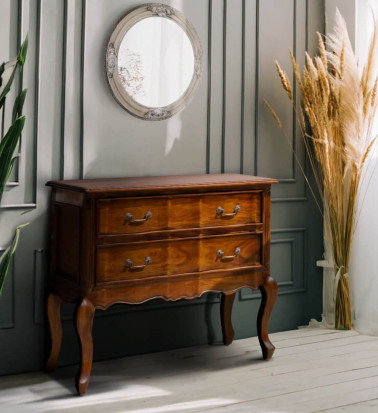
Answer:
[
  {"left": 84, "top": 108, "right": 205, "bottom": 178},
  {"left": 165, "top": 114, "right": 182, "bottom": 156}
]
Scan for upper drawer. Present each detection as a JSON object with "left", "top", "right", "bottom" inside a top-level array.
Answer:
[
  {"left": 97, "top": 192, "right": 262, "bottom": 235},
  {"left": 201, "top": 193, "right": 261, "bottom": 227},
  {"left": 98, "top": 197, "right": 169, "bottom": 235}
]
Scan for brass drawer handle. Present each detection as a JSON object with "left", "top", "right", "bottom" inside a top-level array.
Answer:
[
  {"left": 217, "top": 247, "right": 241, "bottom": 260},
  {"left": 216, "top": 205, "right": 240, "bottom": 217},
  {"left": 125, "top": 210, "right": 152, "bottom": 223},
  {"left": 125, "top": 256, "right": 151, "bottom": 270}
]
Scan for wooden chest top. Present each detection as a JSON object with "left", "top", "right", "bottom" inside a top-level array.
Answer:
[{"left": 47, "top": 173, "right": 277, "bottom": 196}]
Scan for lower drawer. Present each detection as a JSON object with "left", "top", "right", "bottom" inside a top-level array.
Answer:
[{"left": 96, "top": 234, "right": 262, "bottom": 283}]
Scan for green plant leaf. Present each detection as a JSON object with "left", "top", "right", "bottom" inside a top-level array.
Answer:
[
  {"left": 0, "top": 34, "right": 28, "bottom": 108},
  {"left": 0, "top": 223, "right": 29, "bottom": 297},
  {"left": 0, "top": 59, "right": 17, "bottom": 90},
  {"left": 0, "top": 116, "right": 25, "bottom": 202},
  {"left": 0, "top": 116, "right": 25, "bottom": 159},
  {"left": 0, "top": 35, "right": 28, "bottom": 301},
  {"left": 4, "top": 155, "right": 20, "bottom": 185},
  {"left": 12, "top": 89, "right": 27, "bottom": 123},
  {"left": 0, "top": 63, "right": 4, "bottom": 89},
  {"left": 18, "top": 35, "right": 28, "bottom": 66},
  {"left": 0, "top": 64, "right": 18, "bottom": 110}
]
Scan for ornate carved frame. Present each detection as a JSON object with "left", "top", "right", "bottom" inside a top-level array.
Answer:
[{"left": 105, "top": 3, "right": 203, "bottom": 121}]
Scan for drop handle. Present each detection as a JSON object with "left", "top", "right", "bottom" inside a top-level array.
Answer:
[
  {"left": 125, "top": 211, "right": 152, "bottom": 223},
  {"left": 125, "top": 257, "right": 151, "bottom": 270},
  {"left": 217, "top": 247, "right": 241, "bottom": 261},
  {"left": 216, "top": 204, "right": 240, "bottom": 217}
]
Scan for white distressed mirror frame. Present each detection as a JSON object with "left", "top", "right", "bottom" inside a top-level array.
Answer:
[{"left": 105, "top": 3, "right": 203, "bottom": 121}]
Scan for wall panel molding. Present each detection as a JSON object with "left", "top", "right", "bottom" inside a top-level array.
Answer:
[
  {"left": 33, "top": 248, "right": 45, "bottom": 325},
  {"left": 208, "top": 0, "right": 224, "bottom": 174},
  {"left": 0, "top": 0, "right": 324, "bottom": 374},
  {"left": 206, "top": 0, "right": 212, "bottom": 173},
  {"left": 0, "top": 251, "right": 15, "bottom": 329},
  {"left": 258, "top": 0, "right": 310, "bottom": 202},
  {"left": 239, "top": 227, "right": 307, "bottom": 301},
  {"left": 79, "top": 0, "right": 86, "bottom": 179},
  {"left": 60, "top": 0, "right": 83, "bottom": 180},
  {"left": 1, "top": 0, "right": 40, "bottom": 209},
  {"left": 220, "top": 0, "right": 226, "bottom": 173}
]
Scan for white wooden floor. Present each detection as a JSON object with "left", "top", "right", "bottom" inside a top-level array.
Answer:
[{"left": 1, "top": 328, "right": 378, "bottom": 413}]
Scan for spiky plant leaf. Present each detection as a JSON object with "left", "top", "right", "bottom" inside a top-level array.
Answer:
[
  {"left": 0, "top": 116, "right": 25, "bottom": 202},
  {"left": 0, "top": 63, "right": 4, "bottom": 89},
  {"left": 12, "top": 89, "right": 27, "bottom": 122},
  {"left": 18, "top": 35, "right": 28, "bottom": 66},
  {"left": 0, "top": 35, "right": 28, "bottom": 306},
  {"left": 4, "top": 156, "right": 19, "bottom": 186},
  {"left": 0, "top": 35, "right": 28, "bottom": 109},
  {"left": 0, "top": 64, "right": 17, "bottom": 110},
  {"left": 0, "top": 59, "right": 17, "bottom": 90}
]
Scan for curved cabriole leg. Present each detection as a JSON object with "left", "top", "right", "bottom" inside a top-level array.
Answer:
[
  {"left": 75, "top": 297, "right": 95, "bottom": 396},
  {"left": 221, "top": 292, "right": 236, "bottom": 345},
  {"left": 46, "top": 293, "right": 63, "bottom": 373},
  {"left": 257, "top": 276, "right": 278, "bottom": 360}
]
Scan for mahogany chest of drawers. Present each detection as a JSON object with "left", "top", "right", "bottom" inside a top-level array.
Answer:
[{"left": 45, "top": 173, "right": 278, "bottom": 395}]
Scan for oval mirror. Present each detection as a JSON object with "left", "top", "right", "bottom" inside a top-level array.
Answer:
[{"left": 106, "top": 4, "right": 203, "bottom": 121}]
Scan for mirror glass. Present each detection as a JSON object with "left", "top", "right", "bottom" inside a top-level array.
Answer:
[
  {"left": 118, "top": 17, "right": 194, "bottom": 108},
  {"left": 106, "top": 4, "right": 202, "bottom": 120}
]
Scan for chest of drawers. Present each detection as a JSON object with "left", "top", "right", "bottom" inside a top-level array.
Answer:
[{"left": 45, "top": 173, "right": 278, "bottom": 395}]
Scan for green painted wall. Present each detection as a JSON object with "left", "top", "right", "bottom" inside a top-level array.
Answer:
[{"left": 0, "top": 0, "right": 324, "bottom": 374}]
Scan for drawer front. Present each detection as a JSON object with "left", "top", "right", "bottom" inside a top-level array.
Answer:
[
  {"left": 96, "top": 234, "right": 261, "bottom": 283},
  {"left": 98, "top": 197, "right": 169, "bottom": 235},
  {"left": 200, "top": 193, "right": 261, "bottom": 227},
  {"left": 98, "top": 192, "right": 262, "bottom": 235},
  {"left": 200, "top": 234, "right": 261, "bottom": 271}
]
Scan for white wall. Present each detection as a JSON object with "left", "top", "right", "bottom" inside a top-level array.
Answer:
[{"left": 350, "top": 0, "right": 378, "bottom": 334}]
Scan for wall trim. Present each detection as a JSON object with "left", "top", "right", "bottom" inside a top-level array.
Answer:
[
  {"left": 240, "top": 0, "right": 246, "bottom": 174},
  {"left": 33, "top": 249, "right": 45, "bottom": 325},
  {"left": 0, "top": 259, "right": 15, "bottom": 329},
  {"left": 79, "top": 0, "right": 86, "bottom": 179},
  {"left": 59, "top": 0, "right": 68, "bottom": 180},
  {"left": 206, "top": 0, "right": 212, "bottom": 174},
  {"left": 240, "top": 227, "right": 307, "bottom": 300},
  {"left": 253, "top": 0, "right": 259, "bottom": 175},
  {"left": 272, "top": 196, "right": 308, "bottom": 203},
  {"left": 221, "top": 0, "right": 227, "bottom": 173}
]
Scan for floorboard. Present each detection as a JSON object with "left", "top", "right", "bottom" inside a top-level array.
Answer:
[{"left": 1, "top": 328, "right": 378, "bottom": 412}]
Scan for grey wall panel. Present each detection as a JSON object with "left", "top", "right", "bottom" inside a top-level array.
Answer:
[
  {"left": 240, "top": 228, "right": 307, "bottom": 300},
  {"left": 61, "top": 0, "right": 83, "bottom": 180},
  {"left": 223, "top": 0, "right": 243, "bottom": 173},
  {"left": 83, "top": 0, "right": 208, "bottom": 178},
  {"left": 209, "top": 0, "right": 223, "bottom": 174},
  {"left": 0, "top": 260, "right": 14, "bottom": 328},
  {"left": 242, "top": 0, "right": 257, "bottom": 175},
  {"left": 258, "top": 0, "right": 295, "bottom": 180},
  {"left": 0, "top": 0, "right": 324, "bottom": 375}
]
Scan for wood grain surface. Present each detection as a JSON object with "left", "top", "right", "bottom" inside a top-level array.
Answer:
[
  {"left": 46, "top": 174, "right": 277, "bottom": 395},
  {"left": 98, "top": 191, "right": 262, "bottom": 235},
  {"left": 96, "top": 234, "right": 262, "bottom": 283}
]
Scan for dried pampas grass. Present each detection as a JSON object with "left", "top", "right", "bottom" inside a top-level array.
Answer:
[{"left": 266, "top": 10, "right": 378, "bottom": 329}]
